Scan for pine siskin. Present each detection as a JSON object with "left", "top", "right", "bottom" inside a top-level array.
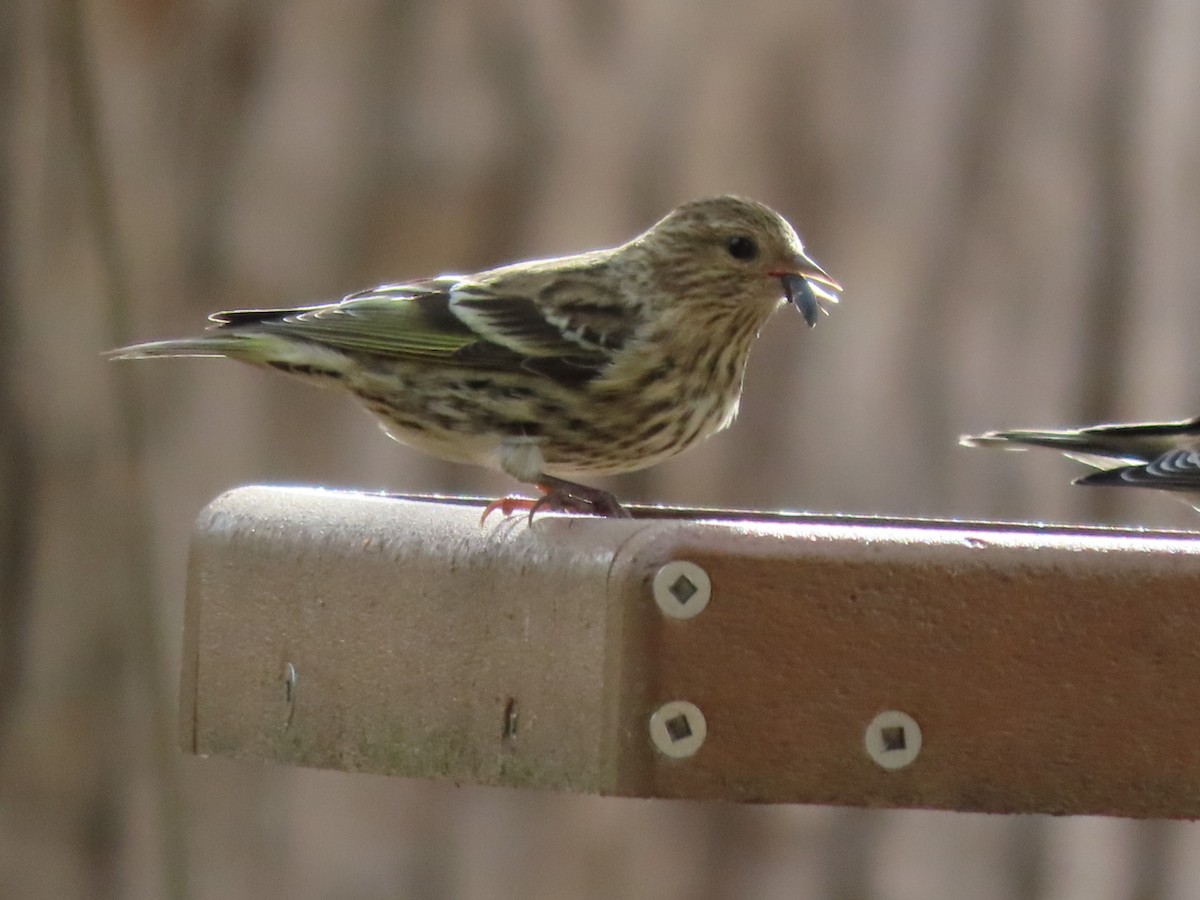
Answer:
[
  {"left": 112, "top": 195, "right": 841, "bottom": 517},
  {"left": 962, "top": 417, "right": 1200, "bottom": 509}
]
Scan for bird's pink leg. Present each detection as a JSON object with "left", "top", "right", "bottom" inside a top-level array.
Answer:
[{"left": 479, "top": 477, "right": 630, "bottom": 524}]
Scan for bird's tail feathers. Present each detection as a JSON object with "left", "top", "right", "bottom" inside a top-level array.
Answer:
[
  {"left": 105, "top": 334, "right": 259, "bottom": 361},
  {"left": 959, "top": 429, "right": 1095, "bottom": 452},
  {"left": 105, "top": 333, "right": 353, "bottom": 380}
]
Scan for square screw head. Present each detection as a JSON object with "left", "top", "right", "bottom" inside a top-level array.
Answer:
[
  {"left": 652, "top": 561, "right": 712, "bottom": 619},
  {"left": 649, "top": 701, "right": 707, "bottom": 758},
  {"left": 865, "top": 710, "right": 922, "bottom": 770}
]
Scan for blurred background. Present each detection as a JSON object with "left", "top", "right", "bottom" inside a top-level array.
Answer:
[{"left": 4, "top": 0, "right": 1200, "bottom": 896}]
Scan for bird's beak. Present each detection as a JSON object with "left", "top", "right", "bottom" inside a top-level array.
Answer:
[{"left": 771, "top": 251, "right": 843, "bottom": 328}]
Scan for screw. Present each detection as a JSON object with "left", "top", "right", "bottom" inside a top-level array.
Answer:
[
  {"left": 502, "top": 697, "right": 518, "bottom": 741},
  {"left": 282, "top": 662, "right": 297, "bottom": 729},
  {"left": 864, "top": 710, "right": 922, "bottom": 770},
  {"left": 652, "top": 561, "right": 712, "bottom": 619},
  {"left": 649, "top": 701, "right": 707, "bottom": 758}
]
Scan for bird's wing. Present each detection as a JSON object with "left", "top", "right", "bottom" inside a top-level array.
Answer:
[
  {"left": 209, "top": 279, "right": 477, "bottom": 360},
  {"left": 961, "top": 417, "right": 1200, "bottom": 464},
  {"left": 450, "top": 270, "right": 637, "bottom": 357},
  {"left": 209, "top": 277, "right": 615, "bottom": 380},
  {"left": 1075, "top": 448, "right": 1200, "bottom": 493}
]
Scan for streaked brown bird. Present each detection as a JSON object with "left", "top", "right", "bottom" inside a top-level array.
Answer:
[
  {"left": 112, "top": 195, "right": 841, "bottom": 517},
  {"left": 962, "top": 417, "right": 1200, "bottom": 510}
]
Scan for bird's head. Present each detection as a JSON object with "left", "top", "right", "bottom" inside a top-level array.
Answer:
[{"left": 628, "top": 195, "right": 841, "bottom": 326}]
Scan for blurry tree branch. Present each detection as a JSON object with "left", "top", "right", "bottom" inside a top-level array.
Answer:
[
  {"left": 0, "top": 0, "right": 37, "bottom": 743},
  {"left": 467, "top": 4, "right": 554, "bottom": 265},
  {"left": 902, "top": 0, "right": 1020, "bottom": 509},
  {"left": 1074, "top": 0, "right": 1145, "bottom": 523},
  {"left": 50, "top": 0, "right": 188, "bottom": 896}
]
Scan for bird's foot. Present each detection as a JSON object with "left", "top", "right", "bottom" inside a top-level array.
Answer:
[
  {"left": 480, "top": 494, "right": 539, "bottom": 524},
  {"left": 480, "top": 477, "right": 630, "bottom": 524}
]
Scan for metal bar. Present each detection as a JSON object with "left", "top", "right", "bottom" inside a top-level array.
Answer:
[{"left": 182, "top": 486, "right": 1200, "bottom": 817}]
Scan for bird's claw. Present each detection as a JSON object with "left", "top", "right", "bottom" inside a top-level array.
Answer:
[
  {"left": 480, "top": 482, "right": 631, "bottom": 525},
  {"left": 480, "top": 495, "right": 538, "bottom": 524}
]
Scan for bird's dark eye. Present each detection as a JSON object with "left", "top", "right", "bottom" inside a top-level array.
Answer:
[{"left": 725, "top": 235, "right": 759, "bottom": 261}]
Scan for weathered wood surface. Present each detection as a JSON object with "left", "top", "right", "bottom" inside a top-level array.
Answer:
[{"left": 186, "top": 487, "right": 1200, "bottom": 819}]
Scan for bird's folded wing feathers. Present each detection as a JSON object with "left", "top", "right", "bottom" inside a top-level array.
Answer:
[
  {"left": 1075, "top": 449, "right": 1200, "bottom": 492},
  {"left": 449, "top": 277, "right": 634, "bottom": 357},
  {"left": 209, "top": 277, "right": 620, "bottom": 369}
]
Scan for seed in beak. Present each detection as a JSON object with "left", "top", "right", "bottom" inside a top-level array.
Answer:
[
  {"left": 774, "top": 252, "right": 842, "bottom": 327},
  {"left": 781, "top": 272, "right": 821, "bottom": 327}
]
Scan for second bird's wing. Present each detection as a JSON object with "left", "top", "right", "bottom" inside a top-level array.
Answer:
[
  {"left": 961, "top": 417, "right": 1200, "bottom": 465},
  {"left": 1074, "top": 448, "right": 1200, "bottom": 493},
  {"left": 962, "top": 417, "right": 1200, "bottom": 502}
]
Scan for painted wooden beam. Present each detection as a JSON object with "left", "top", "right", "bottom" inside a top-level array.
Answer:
[{"left": 181, "top": 486, "right": 1200, "bottom": 818}]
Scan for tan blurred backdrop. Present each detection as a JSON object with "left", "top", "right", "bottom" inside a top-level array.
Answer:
[{"left": 4, "top": 0, "right": 1200, "bottom": 897}]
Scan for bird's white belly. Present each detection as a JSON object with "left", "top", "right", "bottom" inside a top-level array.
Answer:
[{"left": 377, "top": 419, "right": 504, "bottom": 469}]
